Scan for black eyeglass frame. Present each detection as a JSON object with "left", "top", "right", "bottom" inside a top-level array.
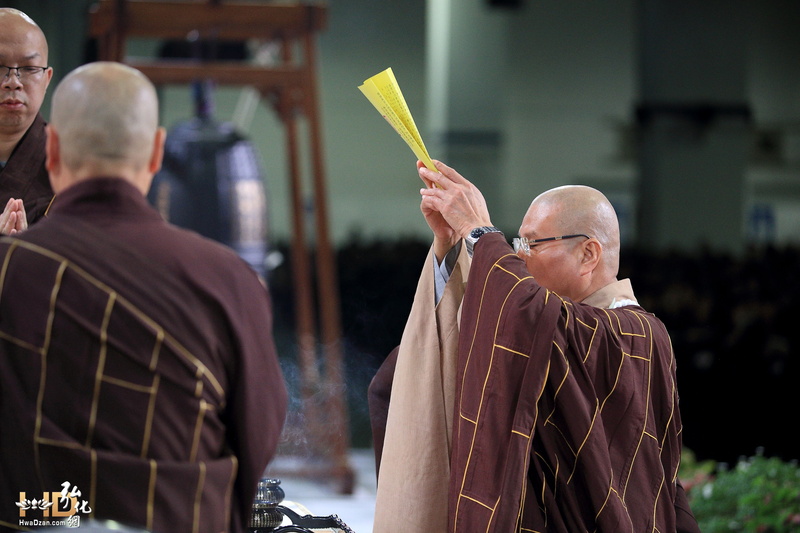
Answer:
[
  {"left": 0, "top": 65, "right": 50, "bottom": 80},
  {"left": 512, "top": 233, "right": 591, "bottom": 255}
]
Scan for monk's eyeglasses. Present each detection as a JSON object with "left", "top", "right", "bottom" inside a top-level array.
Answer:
[
  {"left": 0, "top": 65, "right": 49, "bottom": 81},
  {"left": 512, "top": 234, "right": 591, "bottom": 255}
]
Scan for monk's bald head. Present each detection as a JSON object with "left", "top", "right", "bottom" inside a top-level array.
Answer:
[
  {"left": 524, "top": 185, "right": 621, "bottom": 274},
  {"left": 50, "top": 61, "right": 159, "bottom": 174},
  {"left": 0, "top": 8, "right": 48, "bottom": 64}
]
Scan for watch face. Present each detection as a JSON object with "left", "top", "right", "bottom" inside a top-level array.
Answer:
[{"left": 470, "top": 228, "right": 486, "bottom": 239}]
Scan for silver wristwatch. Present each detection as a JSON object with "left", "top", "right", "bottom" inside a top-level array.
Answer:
[{"left": 465, "top": 226, "right": 502, "bottom": 257}]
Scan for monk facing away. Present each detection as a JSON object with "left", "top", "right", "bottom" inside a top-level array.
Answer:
[{"left": 0, "top": 62, "right": 287, "bottom": 533}]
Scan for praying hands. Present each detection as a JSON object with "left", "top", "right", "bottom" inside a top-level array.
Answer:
[{"left": 0, "top": 198, "right": 28, "bottom": 235}]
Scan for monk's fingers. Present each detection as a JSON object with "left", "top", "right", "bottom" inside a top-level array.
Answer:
[
  {"left": 0, "top": 198, "right": 15, "bottom": 223},
  {"left": 432, "top": 160, "right": 475, "bottom": 188},
  {"left": 417, "top": 166, "right": 434, "bottom": 189},
  {"left": 16, "top": 204, "right": 27, "bottom": 231},
  {"left": 418, "top": 165, "right": 447, "bottom": 190},
  {"left": 420, "top": 186, "right": 441, "bottom": 201},
  {"left": 419, "top": 192, "right": 443, "bottom": 214},
  {"left": 0, "top": 212, "right": 16, "bottom": 236},
  {"left": 0, "top": 209, "right": 11, "bottom": 230}
]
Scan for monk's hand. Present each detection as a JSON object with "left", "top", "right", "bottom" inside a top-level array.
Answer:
[
  {"left": 417, "top": 160, "right": 460, "bottom": 262},
  {"left": 0, "top": 198, "right": 28, "bottom": 235},
  {"left": 419, "top": 160, "right": 493, "bottom": 242},
  {"left": 15, "top": 199, "right": 27, "bottom": 232}
]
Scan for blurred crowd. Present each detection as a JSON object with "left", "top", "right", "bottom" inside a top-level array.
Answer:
[
  {"left": 269, "top": 238, "right": 798, "bottom": 463},
  {"left": 621, "top": 244, "right": 798, "bottom": 465}
]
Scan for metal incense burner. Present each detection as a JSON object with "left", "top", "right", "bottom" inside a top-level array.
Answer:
[{"left": 249, "top": 478, "right": 355, "bottom": 533}]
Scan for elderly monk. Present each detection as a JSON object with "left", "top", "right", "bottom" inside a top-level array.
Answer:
[
  {"left": 0, "top": 8, "right": 55, "bottom": 234},
  {"left": 370, "top": 159, "right": 700, "bottom": 532},
  {"left": 0, "top": 62, "right": 287, "bottom": 533}
]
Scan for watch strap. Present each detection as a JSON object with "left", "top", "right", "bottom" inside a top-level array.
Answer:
[{"left": 465, "top": 226, "right": 502, "bottom": 257}]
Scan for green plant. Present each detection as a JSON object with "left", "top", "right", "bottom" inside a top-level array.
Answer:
[{"left": 687, "top": 450, "right": 800, "bottom": 532}]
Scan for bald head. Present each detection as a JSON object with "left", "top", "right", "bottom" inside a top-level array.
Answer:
[
  {"left": 517, "top": 185, "right": 621, "bottom": 300},
  {"left": 48, "top": 61, "right": 163, "bottom": 192},
  {"left": 0, "top": 8, "right": 48, "bottom": 63},
  {"left": 529, "top": 185, "right": 620, "bottom": 271}
]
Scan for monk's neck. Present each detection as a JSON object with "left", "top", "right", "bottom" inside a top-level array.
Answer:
[{"left": 0, "top": 133, "right": 24, "bottom": 163}]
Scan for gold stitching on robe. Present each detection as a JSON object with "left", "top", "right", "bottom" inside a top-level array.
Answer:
[
  {"left": 622, "top": 310, "right": 654, "bottom": 504},
  {"left": 495, "top": 344, "right": 530, "bottom": 359},
  {"left": 150, "top": 329, "right": 164, "bottom": 371},
  {"left": 595, "top": 482, "right": 616, "bottom": 522},
  {"left": 621, "top": 307, "right": 647, "bottom": 337},
  {"left": 453, "top": 259, "right": 503, "bottom": 528},
  {"left": 576, "top": 316, "right": 599, "bottom": 363},
  {"left": 43, "top": 195, "right": 56, "bottom": 217},
  {"left": 147, "top": 459, "right": 157, "bottom": 531},
  {"left": 517, "top": 365, "right": 544, "bottom": 533},
  {"left": 565, "top": 397, "right": 601, "bottom": 484},
  {"left": 6, "top": 239, "right": 225, "bottom": 398},
  {"left": 460, "top": 412, "right": 477, "bottom": 425},
  {"left": 597, "top": 348, "right": 626, "bottom": 414},
  {"left": 90, "top": 448, "right": 97, "bottom": 518},
  {"left": 461, "top": 493, "right": 495, "bottom": 510},
  {"left": 1, "top": 236, "right": 243, "bottom": 532},
  {"left": 560, "top": 298, "right": 573, "bottom": 330},
  {"left": 142, "top": 375, "right": 160, "bottom": 457},
  {"left": 193, "top": 462, "right": 207, "bottom": 533},
  {"left": 86, "top": 293, "right": 117, "bottom": 447},
  {"left": 35, "top": 438, "right": 83, "bottom": 449},
  {"left": 454, "top": 261, "right": 554, "bottom": 531},
  {"left": 456, "top": 267, "right": 529, "bottom": 523},
  {"left": 33, "top": 260, "right": 68, "bottom": 480},
  {"left": 223, "top": 455, "right": 238, "bottom": 531},
  {"left": 0, "top": 329, "right": 39, "bottom": 352},
  {"left": 0, "top": 239, "right": 20, "bottom": 302},
  {"left": 101, "top": 375, "right": 153, "bottom": 392},
  {"left": 190, "top": 399, "right": 210, "bottom": 463}
]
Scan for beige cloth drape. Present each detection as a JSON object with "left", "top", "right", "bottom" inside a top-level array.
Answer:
[{"left": 372, "top": 245, "right": 470, "bottom": 532}]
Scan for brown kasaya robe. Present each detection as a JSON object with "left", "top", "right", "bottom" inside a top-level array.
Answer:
[
  {"left": 0, "top": 113, "right": 55, "bottom": 224},
  {"left": 0, "top": 178, "right": 287, "bottom": 533},
  {"left": 450, "top": 233, "right": 697, "bottom": 531},
  {"left": 370, "top": 233, "right": 699, "bottom": 533}
]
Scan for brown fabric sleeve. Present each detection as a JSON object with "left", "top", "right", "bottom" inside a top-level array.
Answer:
[
  {"left": 368, "top": 345, "right": 399, "bottom": 478},
  {"left": 675, "top": 479, "right": 702, "bottom": 533}
]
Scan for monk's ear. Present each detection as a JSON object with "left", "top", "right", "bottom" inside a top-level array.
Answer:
[
  {"left": 579, "top": 238, "right": 602, "bottom": 273},
  {"left": 148, "top": 127, "right": 167, "bottom": 175},
  {"left": 45, "top": 124, "right": 63, "bottom": 191}
]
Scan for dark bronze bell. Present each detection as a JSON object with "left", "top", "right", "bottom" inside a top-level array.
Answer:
[{"left": 148, "top": 80, "right": 270, "bottom": 278}]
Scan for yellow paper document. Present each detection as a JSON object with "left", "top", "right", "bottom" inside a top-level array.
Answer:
[{"left": 358, "top": 68, "right": 436, "bottom": 170}]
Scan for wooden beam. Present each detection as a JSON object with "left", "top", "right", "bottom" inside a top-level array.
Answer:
[
  {"left": 88, "top": 1, "right": 327, "bottom": 41},
  {"left": 127, "top": 61, "right": 306, "bottom": 92}
]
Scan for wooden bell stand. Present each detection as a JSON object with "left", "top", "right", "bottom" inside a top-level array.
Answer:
[{"left": 88, "top": 0, "right": 355, "bottom": 494}]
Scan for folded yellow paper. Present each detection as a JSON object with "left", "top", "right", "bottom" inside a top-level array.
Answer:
[{"left": 358, "top": 67, "right": 436, "bottom": 171}]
